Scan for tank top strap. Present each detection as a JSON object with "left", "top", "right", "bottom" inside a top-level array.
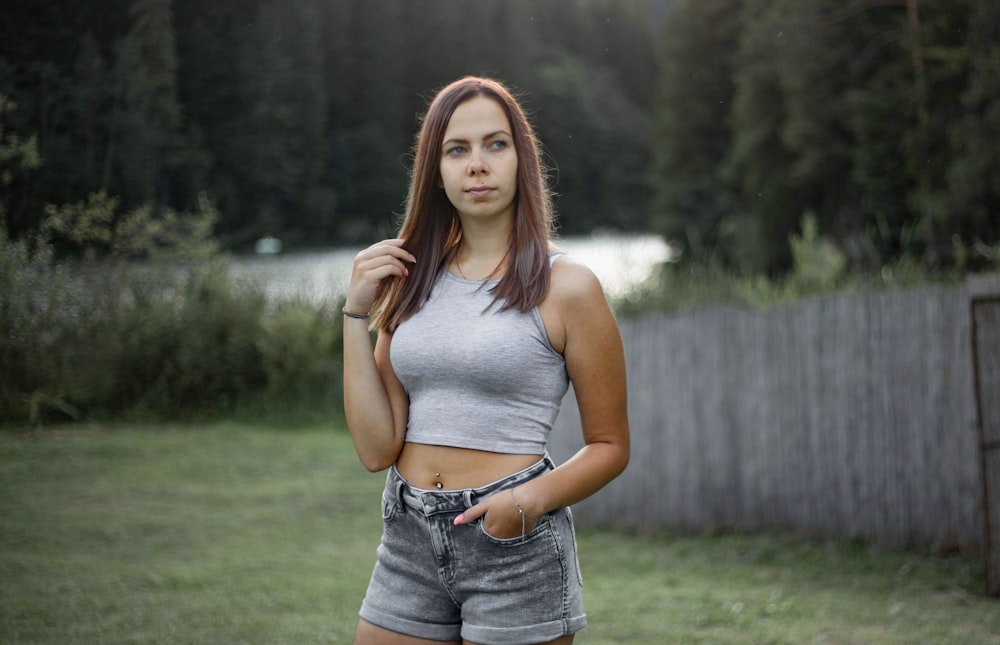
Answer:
[{"left": 548, "top": 251, "right": 566, "bottom": 267}]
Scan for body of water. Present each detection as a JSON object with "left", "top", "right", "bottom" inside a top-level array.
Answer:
[{"left": 230, "top": 233, "right": 675, "bottom": 304}]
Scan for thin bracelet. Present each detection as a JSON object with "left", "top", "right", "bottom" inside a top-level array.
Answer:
[
  {"left": 341, "top": 307, "right": 370, "bottom": 320},
  {"left": 510, "top": 489, "right": 538, "bottom": 542}
]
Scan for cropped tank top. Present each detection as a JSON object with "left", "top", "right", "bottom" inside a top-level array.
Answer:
[{"left": 389, "top": 256, "right": 569, "bottom": 454}]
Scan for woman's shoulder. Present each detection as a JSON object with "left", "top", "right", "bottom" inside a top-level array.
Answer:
[
  {"left": 540, "top": 251, "right": 618, "bottom": 355},
  {"left": 547, "top": 252, "right": 606, "bottom": 310}
]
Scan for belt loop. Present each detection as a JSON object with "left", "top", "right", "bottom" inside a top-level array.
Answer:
[
  {"left": 394, "top": 478, "right": 407, "bottom": 514},
  {"left": 462, "top": 489, "right": 474, "bottom": 509}
]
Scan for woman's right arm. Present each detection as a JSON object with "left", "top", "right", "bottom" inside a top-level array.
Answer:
[{"left": 342, "top": 239, "right": 414, "bottom": 471}]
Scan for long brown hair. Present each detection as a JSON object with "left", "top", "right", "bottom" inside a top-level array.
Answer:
[{"left": 373, "top": 76, "right": 556, "bottom": 332}]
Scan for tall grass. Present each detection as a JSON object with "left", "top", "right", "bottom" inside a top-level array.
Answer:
[
  {"left": 613, "top": 222, "right": 958, "bottom": 318},
  {"left": 0, "top": 230, "right": 343, "bottom": 425}
]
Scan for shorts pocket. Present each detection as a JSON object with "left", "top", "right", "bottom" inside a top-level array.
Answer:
[
  {"left": 381, "top": 488, "right": 399, "bottom": 522},
  {"left": 478, "top": 511, "right": 552, "bottom": 545},
  {"left": 564, "top": 506, "right": 584, "bottom": 587}
]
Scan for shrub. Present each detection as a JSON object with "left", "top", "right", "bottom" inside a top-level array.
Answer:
[
  {"left": 256, "top": 300, "right": 343, "bottom": 408},
  {"left": 0, "top": 230, "right": 345, "bottom": 425},
  {"left": 0, "top": 230, "right": 100, "bottom": 422},
  {"left": 41, "top": 191, "right": 220, "bottom": 262}
]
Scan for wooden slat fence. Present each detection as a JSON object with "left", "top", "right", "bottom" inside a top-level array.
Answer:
[{"left": 550, "top": 276, "right": 1000, "bottom": 555}]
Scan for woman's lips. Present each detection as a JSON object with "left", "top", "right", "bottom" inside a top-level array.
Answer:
[{"left": 466, "top": 186, "right": 495, "bottom": 198}]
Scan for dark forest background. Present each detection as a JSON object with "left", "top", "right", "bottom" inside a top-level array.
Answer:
[{"left": 1, "top": 0, "right": 998, "bottom": 275}]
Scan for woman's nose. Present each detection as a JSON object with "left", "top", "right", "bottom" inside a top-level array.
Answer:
[{"left": 467, "top": 149, "right": 488, "bottom": 175}]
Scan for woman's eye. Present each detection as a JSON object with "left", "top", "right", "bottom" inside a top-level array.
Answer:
[
  {"left": 446, "top": 146, "right": 466, "bottom": 156},
  {"left": 490, "top": 140, "right": 508, "bottom": 151}
]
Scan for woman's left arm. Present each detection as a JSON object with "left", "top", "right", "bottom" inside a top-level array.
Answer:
[
  {"left": 456, "top": 258, "right": 629, "bottom": 531},
  {"left": 522, "top": 258, "right": 630, "bottom": 510}
]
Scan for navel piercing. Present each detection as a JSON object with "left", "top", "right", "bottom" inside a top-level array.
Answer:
[{"left": 434, "top": 473, "right": 443, "bottom": 489}]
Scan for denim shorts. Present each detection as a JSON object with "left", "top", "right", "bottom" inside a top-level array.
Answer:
[{"left": 358, "top": 455, "right": 587, "bottom": 644}]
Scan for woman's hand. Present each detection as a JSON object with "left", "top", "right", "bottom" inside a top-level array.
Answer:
[
  {"left": 342, "top": 238, "right": 414, "bottom": 471},
  {"left": 454, "top": 487, "right": 539, "bottom": 540},
  {"left": 344, "top": 238, "right": 416, "bottom": 315}
]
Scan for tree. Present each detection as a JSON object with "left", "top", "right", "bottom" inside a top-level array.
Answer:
[
  {"left": 0, "top": 94, "right": 41, "bottom": 228},
  {"left": 579, "top": 0, "right": 661, "bottom": 110},
  {"left": 946, "top": 0, "right": 1000, "bottom": 269},
  {"left": 531, "top": 57, "right": 651, "bottom": 234},
  {"left": 240, "top": 0, "right": 331, "bottom": 242},
  {"left": 652, "top": 0, "right": 742, "bottom": 263},
  {"left": 110, "top": 0, "right": 185, "bottom": 209},
  {"left": 327, "top": 0, "right": 411, "bottom": 240},
  {"left": 71, "top": 33, "right": 109, "bottom": 192},
  {"left": 173, "top": 0, "right": 258, "bottom": 243},
  {"left": 839, "top": 0, "right": 973, "bottom": 269}
]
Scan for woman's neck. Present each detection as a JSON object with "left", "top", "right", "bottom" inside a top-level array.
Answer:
[{"left": 453, "top": 218, "right": 512, "bottom": 281}]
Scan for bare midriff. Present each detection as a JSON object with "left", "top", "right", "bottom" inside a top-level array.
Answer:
[{"left": 395, "top": 442, "right": 543, "bottom": 491}]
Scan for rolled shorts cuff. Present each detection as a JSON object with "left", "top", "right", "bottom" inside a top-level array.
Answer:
[
  {"left": 359, "top": 604, "right": 462, "bottom": 642},
  {"left": 462, "top": 613, "right": 587, "bottom": 645}
]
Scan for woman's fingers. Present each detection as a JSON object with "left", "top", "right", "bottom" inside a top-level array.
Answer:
[
  {"left": 352, "top": 249, "right": 413, "bottom": 284},
  {"left": 354, "top": 238, "right": 416, "bottom": 265},
  {"left": 454, "top": 494, "right": 533, "bottom": 540},
  {"left": 345, "top": 239, "right": 416, "bottom": 313},
  {"left": 351, "top": 240, "right": 416, "bottom": 280}
]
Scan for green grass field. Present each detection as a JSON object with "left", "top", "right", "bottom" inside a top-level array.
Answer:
[{"left": 1, "top": 424, "right": 997, "bottom": 644}]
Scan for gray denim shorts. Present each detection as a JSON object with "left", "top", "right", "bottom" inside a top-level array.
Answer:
[{"left": 358, "top": 455, "right": 587, "bottom": 644}]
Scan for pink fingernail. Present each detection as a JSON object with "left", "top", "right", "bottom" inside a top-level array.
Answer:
[{"left": 454, "top": 514, "right": 464, "bottom": 525}]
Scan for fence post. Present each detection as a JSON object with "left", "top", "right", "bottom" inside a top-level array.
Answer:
[{"left": 972, "top": 295, "right": 1000, "bottom": 597}]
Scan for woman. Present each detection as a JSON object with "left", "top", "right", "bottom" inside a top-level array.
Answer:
[{"left": 343, "top": 76, "right": 629, "bottom": 645}]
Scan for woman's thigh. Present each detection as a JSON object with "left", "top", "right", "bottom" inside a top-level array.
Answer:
[
  {"left": 463, "top": 636, "right": 573, "bottom": 645},
  {"left": 355, "top": 619, "right": 574, "bottom": 645},
  {"left": 355, "top": 619, "right": 460, "bottom": 645}
]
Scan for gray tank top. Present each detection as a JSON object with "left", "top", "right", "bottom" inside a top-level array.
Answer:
[{"left": 390, "top": 256, "right": 569, "bottom": 454}]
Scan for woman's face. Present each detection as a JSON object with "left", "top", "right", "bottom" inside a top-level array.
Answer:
[{"left": 438, "top": 96, "right": 518, "bottom": 224}]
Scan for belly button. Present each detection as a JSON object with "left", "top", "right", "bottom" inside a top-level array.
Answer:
[{"left": 434, "top": 472, "right": 443, "bottom": 489}]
